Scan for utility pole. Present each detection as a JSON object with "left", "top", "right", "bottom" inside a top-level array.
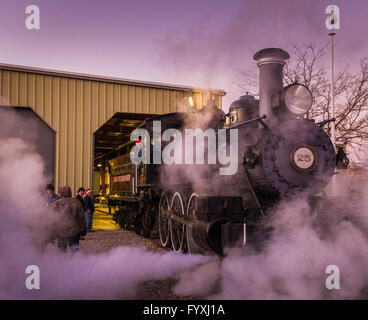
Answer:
[
  {"left": 329, "top": 32, "right": 336, "bottom": 150},
  {"left": 329, "top": 32, "right": 337, "bottom": 196}
]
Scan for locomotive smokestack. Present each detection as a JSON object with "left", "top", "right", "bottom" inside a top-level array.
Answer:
[{"left": 253, "top": 48, "right": 289, "bottom": 126}]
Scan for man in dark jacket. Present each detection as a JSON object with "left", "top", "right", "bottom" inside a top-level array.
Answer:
[
  {"left": 76, "top": 187, "right": 86, "bottom": 211},
  {"left": 41, "top": 184, "right": 59, "bottom": 249},
  {"left": 46, "top": 184, "right": 59, "bottom": 207},
  {"left": 50, "top": 185, "right": 86, "bottom": 253},
  {"left": 84, "top": 188, "right": 95, "bottom": 232},
  {"left": 75, "top": 187, "right": 86, "bottom": 239}
]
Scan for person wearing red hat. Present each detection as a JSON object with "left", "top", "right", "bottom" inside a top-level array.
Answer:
[{"left": 84, "top": 188, "right": 95, "bottom": 232}]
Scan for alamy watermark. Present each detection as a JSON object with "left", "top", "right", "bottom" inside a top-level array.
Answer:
[
  {"left": 325, "top": 265, "right": 340, "bottom": 290},
  {"left": 129, "top": 121, "right": 239, "bottom": 175},
  {"left": 25, "top": 265, "right": 40, "bottom": 290},
  {"left": 25, "top": 5, "right": 40, "bottom": 30}
]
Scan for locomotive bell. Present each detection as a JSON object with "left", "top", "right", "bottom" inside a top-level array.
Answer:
[{"left": 254, "top": 48, "right": 290, "bottom": 127}]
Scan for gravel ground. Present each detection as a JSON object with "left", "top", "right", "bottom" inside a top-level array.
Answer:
[
  {"left": 79, "top": 229, "right": 167, "bottom": 255},
  {"left": 78, "top": 229, "right": 204, "bottom": 300}
]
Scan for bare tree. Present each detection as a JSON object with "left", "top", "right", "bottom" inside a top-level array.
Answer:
[{"left": 236, "top": 44, "right": 368, "bottom": 166}]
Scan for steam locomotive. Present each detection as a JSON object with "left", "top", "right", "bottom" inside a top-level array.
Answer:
[{"left": 108, "top": 48, "right": 338, "bottom": 255}]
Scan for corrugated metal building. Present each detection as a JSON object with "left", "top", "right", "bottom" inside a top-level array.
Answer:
[{"left": 0, "top": 64, "right": 226, "bottom": 194}]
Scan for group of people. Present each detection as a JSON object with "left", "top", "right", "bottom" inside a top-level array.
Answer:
[{"left": 44, "top": 184, "right": 96, "bottom": 252}]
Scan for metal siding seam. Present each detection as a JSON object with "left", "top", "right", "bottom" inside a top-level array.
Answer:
[
  {"left": 89, "top": 81, "right": 92, "bottom": 188},
  {"left": 21, "top": 73, "right": 27, "bottom": 107},
  {"left": 136, "top": 86, "right": 141, "bottom": 113},
  {"left": 123, "top": 85, "right": 128, "bottom": 112},
  {"left": 10, "top": 72, "right": 17, "bottom": 105},
  {"left": 40, "top": 75, "right": 44, "bottom": 118},
  {"left": 43, "top": 75, "right": 46, "bottom": 122},
  {"left": 73, "top": 79, "right": 77, "bottom": 193},
  {"left": 106, "top": 83, "right": 111, "bottom": 120},
  {"left": 104, "top": 82, "right": 108, "bottom": 124},
  {"left": 46, "top": 76, "right": 52, "bottom": 126},
  {"left": 31, "top": 74, "right": 35, "bottom": 110},
  {"left": 164, "top": 90, "right": 169, "bottom": 113},
  {"left": 69, "top": 79, "right": 75, "bottom": 193},
  {"left": 63, "top": 78, "right": 68, "bottom": 186},
  {"left": 17, "top": 71, "right": 20, "bottom": 106},
  {"left": 79, "top": 80, "right": 84, "bottom": 188},
  {"left": 98, "top": 82, "right": 105, "bottom": 128},
  {"left": 55, "top": 77, "right": 60, "bottom": 192},
  {"left": 6, "top": 71, "right": 10, "bottom": 103},
  {"left": 154, "top": 88, "right": 157, "bottom": 114}
]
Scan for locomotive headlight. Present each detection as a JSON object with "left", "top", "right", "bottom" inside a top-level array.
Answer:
[
  {"left": 284, "top": 84, "right": 313, "bottom": 115},
  {"left": 272, "top": 83, "right": 313, "bottom": 116}
]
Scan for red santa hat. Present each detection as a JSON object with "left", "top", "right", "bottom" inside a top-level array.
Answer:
[{"left": 85, "top": 188, "right": 92, "bottom": 194}]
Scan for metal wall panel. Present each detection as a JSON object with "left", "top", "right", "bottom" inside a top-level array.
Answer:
[{"left": 0, "top": 67, "right": 225, "bottom": 195}]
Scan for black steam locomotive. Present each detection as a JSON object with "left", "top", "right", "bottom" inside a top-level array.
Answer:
[{"left": 108, "top": 48, "right": 337, "bottom": 255}]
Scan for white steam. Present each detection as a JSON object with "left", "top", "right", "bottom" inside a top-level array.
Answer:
[
  {"left": 174, "top": 195, "right": 368, "bottom": 299},
  {"left": 3, "top": 108, "right": 368, "bottom": 300},
  {"left": 0, "top": 133, "right": 210, "bottom": 299}
]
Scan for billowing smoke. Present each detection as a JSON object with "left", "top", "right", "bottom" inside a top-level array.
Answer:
[
  {"left": 173, "top": 258, "right": 221, "bottom": 297},
  {"left": 158, "top": 102, "right": 239, "bottom": 195},
  {"left": 3, "top": 106, "right": 367, "bottom": 299},
  {"left": 173, "top": 187, "right": 368, "bottom": 299},
  {"left": 0, "top": 111, "right": 211, "bottom": 299}
]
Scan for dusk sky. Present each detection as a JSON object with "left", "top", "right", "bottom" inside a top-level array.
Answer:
[{"left": 1, "top": 0, "right": 367, "bottom": 109}]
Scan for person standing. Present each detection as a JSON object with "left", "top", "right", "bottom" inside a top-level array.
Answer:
[
  {"left": 76, "top": 187, "right": 86, "bottom": 211},
  {"left": 50, "top": 186, "right": 86, "bottom": 253},
  {"left": 46, "top": 184, "right": 59, "bottom": 207},
  {"left": 76, "top": 187, "right": 86, "bottom": 239},
  {"left": 40, "top": 184, "right": 59, "bottom": 251},
  {"left": 84, "top": 188, "right": 95, "bottom": 232}
]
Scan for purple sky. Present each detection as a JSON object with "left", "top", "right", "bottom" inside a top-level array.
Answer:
[{"left": 0, "top": 0, "right": 367, "bottom": 110}]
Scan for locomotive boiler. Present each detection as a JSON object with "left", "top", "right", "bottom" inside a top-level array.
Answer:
[{"left": 108, "top": 48, "right": 337, "bottom": 255}]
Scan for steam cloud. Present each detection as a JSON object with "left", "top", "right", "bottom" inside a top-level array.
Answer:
[
  {"left": 2, "top": 108, "right": 368, "bottom": 300},
  {"left": 173, "top": 190, "right": 368, "bottom": 299},
  {"left": 0, "top": 111, "right": 210, "bottom": 300}
]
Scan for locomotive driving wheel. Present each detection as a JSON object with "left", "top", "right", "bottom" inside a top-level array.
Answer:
[
  {"left": 169, "top": 192, "right": 186, "bottom": 253},
  {"left": 158, "top": 192, "right": 171, "bottom": 247}
]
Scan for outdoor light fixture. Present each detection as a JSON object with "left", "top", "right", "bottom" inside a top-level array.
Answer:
[
  {"left": 97, "top": 163, "right": 102, "bottom": 167},
  {"left": 272, "top": 83, "right": 313, "bottom": 116},
  {"left": 189, "top": 96, "right": 194, "bottom": 107}
]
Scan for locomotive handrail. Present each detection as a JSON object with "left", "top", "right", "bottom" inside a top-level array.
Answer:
[
  {"left": 244, "top": 169, "right": 265, "bottom": 217},
  {"left": 317, "top": 117, "right": 335, "bottom": 127}
]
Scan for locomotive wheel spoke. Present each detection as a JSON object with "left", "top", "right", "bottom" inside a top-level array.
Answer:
[
  {"left": 158, "top": 193, "right": 171, "bottom": 247},
  {"left": 169, "top": 192, "right": 186, "bottom": 253}
]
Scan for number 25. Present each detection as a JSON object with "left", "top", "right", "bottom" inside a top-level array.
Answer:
[{"left": 297, "top": 154, "right": 311, "bottom": 162}]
